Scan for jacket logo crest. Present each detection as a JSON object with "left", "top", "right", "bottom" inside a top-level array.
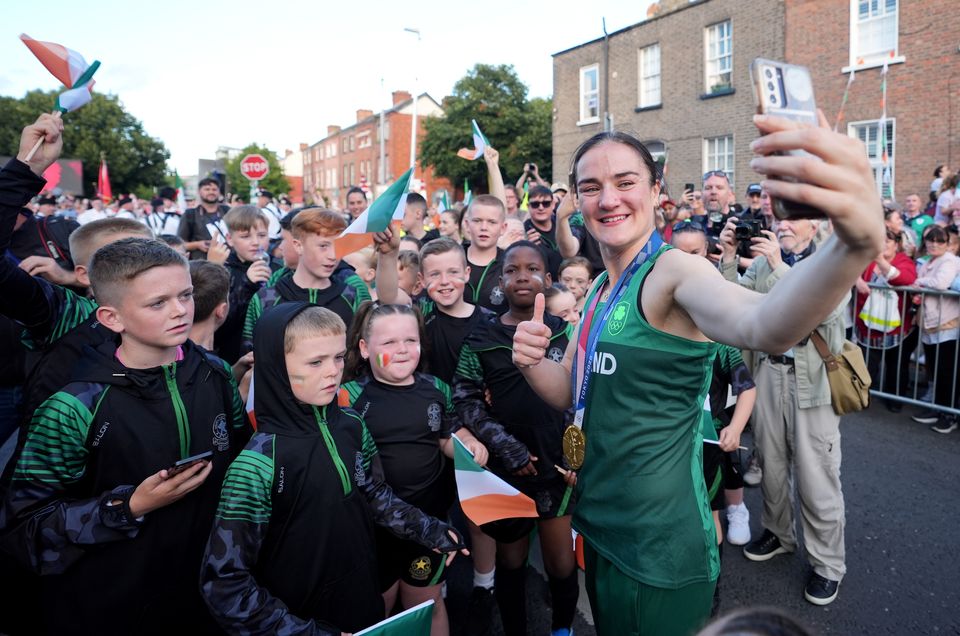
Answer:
[
  {"left": 212, "top": 414, "right": 229, "bottom": 451},
  {"left": 409, "top": 557, "right": 432, "bottom": 581}
]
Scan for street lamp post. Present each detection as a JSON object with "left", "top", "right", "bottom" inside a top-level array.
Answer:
[{"left": 403, "top": 27, "right": 421, "bottom": 172}]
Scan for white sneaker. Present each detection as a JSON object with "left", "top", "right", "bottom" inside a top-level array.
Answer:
[
  {"left": 726, "top": 503, "right": 751, "bottom": 545},
  {"left": 743, "top": 456, "right": 762, "bottom": 487}
]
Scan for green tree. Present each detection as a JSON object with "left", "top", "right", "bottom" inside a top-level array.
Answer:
[
  {"left": 0, "top": 89, "right": 169, "bottom": 197},
  {"left": 224, "top": 143, "right": 289, "bottom": 199},
  {"left": 420, "top": 64, "right": 551, "bottom": 193}
]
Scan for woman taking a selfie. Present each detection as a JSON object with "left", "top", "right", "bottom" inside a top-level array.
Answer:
[{"left": 511, "top": 111, "right": 884, "bottom": 634}]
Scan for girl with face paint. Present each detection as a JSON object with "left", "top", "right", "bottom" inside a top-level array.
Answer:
[
  {"left": 452, "top": 241, "right": 580, "bottom": 636},
  {"left": 343, "top": 302, "right": 488, "bottom": 636}
]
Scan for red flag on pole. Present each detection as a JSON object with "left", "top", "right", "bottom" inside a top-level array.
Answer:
[{"left": 98, "top": 158, "right": 112, "bottom": 204}]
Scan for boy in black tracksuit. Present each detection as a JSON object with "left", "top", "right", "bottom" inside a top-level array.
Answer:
[
  {"left": 453, "top": 241, "right": 579, "bottom": 636},
  {"left": 1, "top": 237, "right": 249, "bottom": 634},
  {"left": 242, "top": 208, "right": 371, "bottom": 350},
  {"left": 201, "top": 302, "right": 465, "bottom": 634},
  {"left": 215, "top": 205, "right": 275, "bottom": 364}
]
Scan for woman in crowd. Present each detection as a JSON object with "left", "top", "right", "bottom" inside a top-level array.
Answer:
[
  {"left": 854, "top": 228, "right": 917, "bottom": 411},
  {"left": 910, "top": 224, "right": 960, "bottom": 432}
]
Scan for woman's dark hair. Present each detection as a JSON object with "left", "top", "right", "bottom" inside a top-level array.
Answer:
[
  {"left": 924, "top": 224, "right": 948, "bottom": 242},
  {"left": 570, "top": 131, "right": 661, "bottom": 193},
  {"left": 344, "top": 302, "right": 428, "bottom": 381},
  {"left": 934, "top": 164, "right": 945, "bottom": 178}
]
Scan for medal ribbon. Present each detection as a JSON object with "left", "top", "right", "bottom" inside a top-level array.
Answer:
[{"left": 571, "top": 233, "right": 663, "bottom": 429}]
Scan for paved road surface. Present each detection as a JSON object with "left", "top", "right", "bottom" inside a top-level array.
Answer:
[{"left": 445, "top": 401, "right": 960, "bottom": 635}]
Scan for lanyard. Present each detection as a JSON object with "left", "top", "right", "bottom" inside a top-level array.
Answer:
[{"left": 570, "top": 233, "right": 663, "bottom": 428}]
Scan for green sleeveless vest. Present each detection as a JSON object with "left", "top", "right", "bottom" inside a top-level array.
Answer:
[{"left": 572, "top": 245, "right": 719, "bottom": 588}]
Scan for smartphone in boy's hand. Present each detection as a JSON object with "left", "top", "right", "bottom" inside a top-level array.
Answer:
[{"left": 165, "top": 450, "right": 214, "bottom": 477}]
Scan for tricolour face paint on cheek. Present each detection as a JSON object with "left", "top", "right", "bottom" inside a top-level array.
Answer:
[
  {"left": 376, "top": 353, "right": 391, "bottom": 368},
  {"left": 290, "top": 375, "right": 306, "bottom": 385}
]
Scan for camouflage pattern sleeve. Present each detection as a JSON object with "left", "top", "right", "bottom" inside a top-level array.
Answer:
[
  {"left": 0, "top": 389, "right": 142, "bottom": 574},
  {"left": 201, "top": 435, "right": 338, "bottom": 636},
  {"left": 352, "top": 433, "right": 463, "bottom": 553},
  {"left": 452, "top": 346, "right": 531, "bottom": 472}
]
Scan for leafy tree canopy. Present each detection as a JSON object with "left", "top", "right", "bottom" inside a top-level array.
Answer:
[
  {"left": 0, "top": 89, "right": 169, "bottom": 198},
  {"left": 420, "top": 64, "right": 552, "bottom": 193}
]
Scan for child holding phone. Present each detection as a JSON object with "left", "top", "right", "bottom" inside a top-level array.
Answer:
[{"left": 2, "top": 238, "right": 249, "bottom": 635}]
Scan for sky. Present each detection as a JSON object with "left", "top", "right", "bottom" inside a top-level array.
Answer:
[{"left": 3, "top": 0, "right": 655, "bottom": 175}]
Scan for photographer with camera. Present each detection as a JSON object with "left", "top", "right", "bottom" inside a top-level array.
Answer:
[
  {"left": 696, "top": 171, "right": 738, "bottom": 263},
  {"left": 718, "top": 214, "right": 848, "bottom": 606},
  {"left": 515, "top": 161, "right": 549, "bottom": 194}
]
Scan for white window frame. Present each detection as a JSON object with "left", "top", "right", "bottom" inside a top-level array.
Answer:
[
  {"left": 637, "top": 44, "right": 661, "bottom": 108},
  {"left": 578, "top": 64, "right": 600, "bottom": 125},
  {"left": 848, "top": 118, "right": 895, "bottom": 198},
  {"left": 847, "top": 0, "right": 903, "bottom": 70},
  {"left": 704, "top": 21, "right": 733, "bottom": 93},
  {"left": 702, "top": 135, "right": 735, "bottom": 188}
]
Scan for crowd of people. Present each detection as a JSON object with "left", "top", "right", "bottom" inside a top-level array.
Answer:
[{"left": 0, "top": 110, "right": 895, "bottom": 636}]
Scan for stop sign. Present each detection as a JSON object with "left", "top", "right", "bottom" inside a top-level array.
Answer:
[{"left": 240, "top": 154, "right": 270, "bottom": 181}]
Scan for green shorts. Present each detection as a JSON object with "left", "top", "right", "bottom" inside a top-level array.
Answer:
[{"left": 583, "top": 542, "right": 716, "bottom": 636}]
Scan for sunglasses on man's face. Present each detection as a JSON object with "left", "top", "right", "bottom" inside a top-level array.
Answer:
[
  {"left": 528, "top": 200, "right": 553, "bottom": 209},
  {"left": 703, "top": 170, "right": 729, "bottom": 182}
]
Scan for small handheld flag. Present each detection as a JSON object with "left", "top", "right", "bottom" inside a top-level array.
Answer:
[
  {"left": 336, "top": 168, "right": 413, "bottom": 258},
  {"left": 464, "top": 179, "right": 473, "bottom": 205},
  {"left": 456, "top": 119, "right": 490, "bottom": 161},
  {"left": 20, "top": 34, "right": 101, "bottom": 161},
  {"left": 174, "top": 171, "right": 187, "bottom": 213},
  {"left": 355, "top": 599, "right": 434, "bottom": 635},
  {"left": 453, "top": 436, "right": 538, "bottom": 526}
]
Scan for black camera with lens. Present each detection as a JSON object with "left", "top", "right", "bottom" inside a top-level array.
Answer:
[{"left": 734, "top": 219, "right": 763, "bottom": 241}]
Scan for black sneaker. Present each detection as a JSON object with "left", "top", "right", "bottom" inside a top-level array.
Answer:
[
  {"left": 463, "top": 586, "right": 495, "bottom": 636},
  {"left": 804, "top": 573, "right": 840, "bottom": 605},
  {"left": 912, "top": 408, "right": 941, "bottom": 424},
  {"left": 743, "top": 529, "right": 789, "bottom": 562},
  {"left": 931, "top": 415, "right": 958, "bottom": 434}
]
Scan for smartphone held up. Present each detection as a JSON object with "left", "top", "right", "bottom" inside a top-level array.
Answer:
[{"left": 749, "top": 58, "right": 823, "bottom": 220}]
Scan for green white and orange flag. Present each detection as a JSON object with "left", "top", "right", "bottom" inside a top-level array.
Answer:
[
  {"left": 453, "top": 436, "right": 537, "bottom": 526},
  {"left": 174, "top": 171, "right": 188, "bottom": 213},
  {"left": 356, "top": 600, "right": 434, "bottom": 635},
  {"left": 456, "top": 119, "right": 490, "bottom": 161},
  {"left": 335, "top": 167, "right": 412, "bottom": 258},
  {"left": 464, "top": 179, "right": 473, "bottom": 205},
  {"left": 20, "top": 34, "right": 100, "bottom": 113}
]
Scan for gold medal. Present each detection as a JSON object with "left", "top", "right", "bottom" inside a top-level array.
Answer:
[{"left": 562, "top": 425, "right": 586, "bottom": 470}]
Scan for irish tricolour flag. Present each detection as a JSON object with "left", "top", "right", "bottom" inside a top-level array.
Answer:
[
  {"left": 335, "top": 167, "right": 412, "bottom": 259},
  {"left": 456, "top": 119, "right": 490, "bottom": 161},
  {"left": 356, "top": 599, "right": 434, "bottom": 635},
  {"left": 454, "top": 436, "right": 537, "bottom": 526},
  {"left": 20, "top": 34, "right": 100, "bottom": 113}
]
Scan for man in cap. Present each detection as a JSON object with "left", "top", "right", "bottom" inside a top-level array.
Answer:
[
  {"left": 35, "top": 195, "right": 57, "bottom": 217},
  {"left": 114, "top": 196, "right": 137, "bottom": 219}
]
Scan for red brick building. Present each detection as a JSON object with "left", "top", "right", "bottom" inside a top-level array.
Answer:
[
  {"left": 303, "top": 91, "right": 452, "bottom": 209},
  {"left": 551, "top": 0, "right": 960, "bottom": 203},
  {"left": 786, "top": 0, "right": 960, "bottom": 200}
]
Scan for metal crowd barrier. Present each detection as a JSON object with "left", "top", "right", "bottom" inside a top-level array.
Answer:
[{"left": 851, "top": 282, "right": 960, "bottom": 415}]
